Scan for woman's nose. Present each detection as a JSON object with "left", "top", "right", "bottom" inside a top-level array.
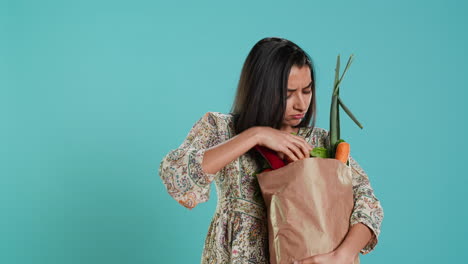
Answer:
[{"left": 294, "top": 94, "right": 307, "bottom": 111}]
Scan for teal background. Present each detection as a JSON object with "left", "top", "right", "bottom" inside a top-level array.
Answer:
[{"left": 2, "top": 0, "right": 467, "bottom": 263}]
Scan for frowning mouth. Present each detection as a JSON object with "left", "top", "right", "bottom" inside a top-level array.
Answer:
[{"left": 291, "top": 114, "right": 304, "bottom": 119}]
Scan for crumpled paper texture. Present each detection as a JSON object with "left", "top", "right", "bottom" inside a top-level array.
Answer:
[{"left": 257, "top": 158, "right": 359, "bottom": 264}]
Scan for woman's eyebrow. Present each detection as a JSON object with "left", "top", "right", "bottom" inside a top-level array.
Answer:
[{"left": 287, "top": 81, "right": 313, "bottom": 91}]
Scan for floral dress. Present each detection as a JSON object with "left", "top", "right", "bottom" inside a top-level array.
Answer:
[{"left": 158, "top": 112, "right": 384, "bottom": 264}]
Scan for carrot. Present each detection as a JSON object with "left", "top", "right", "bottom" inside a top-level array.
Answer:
[{"left": 335, "top": 141, "right": 350, "bottom": 164}]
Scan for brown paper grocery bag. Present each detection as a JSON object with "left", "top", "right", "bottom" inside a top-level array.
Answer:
[{"left": 257, "top": 158, "right": 359, "bottom": 264}]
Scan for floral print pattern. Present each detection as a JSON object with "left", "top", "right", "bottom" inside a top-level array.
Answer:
[{"left": 159, "top": 112, "right": 384, "bottom": 263}]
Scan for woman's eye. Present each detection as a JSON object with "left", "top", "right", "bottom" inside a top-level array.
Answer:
[{"left": 303, "top": 91, "right": 312, "bottom": 94}]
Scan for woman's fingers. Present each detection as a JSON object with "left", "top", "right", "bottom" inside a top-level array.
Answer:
[
  {"left": 288, "top": 134, "right": 312, "bottom": 159},
  {"left": 296, "top": 140, "right": 312, "bottom": 158},
  {"left": 287, "top": 143, "right": 304, "bottom": 160},
  {"left": 294, "top": 256, "right": 318, "bottom": 264},
  {"left": 282, "top": 147, "right": 299, "bottom": 162},
  {"left": 271, "top": 129, "right": 313, "bottom": 162},
  {"left": 294, "top": 251, "right": 339, "bottom": 264}
]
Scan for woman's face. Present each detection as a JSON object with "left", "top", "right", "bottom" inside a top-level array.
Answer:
[{"left": 281, "top": 64, "right": 313, "bottom": 132}]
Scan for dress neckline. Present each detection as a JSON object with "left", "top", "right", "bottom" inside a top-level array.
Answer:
[{"left": 296, "top": 126, "right": 303, "bottom": 135}]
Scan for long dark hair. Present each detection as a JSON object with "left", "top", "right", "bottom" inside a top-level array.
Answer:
[{"left": 230, "top": 37, "right": 317, "bottom": 139}]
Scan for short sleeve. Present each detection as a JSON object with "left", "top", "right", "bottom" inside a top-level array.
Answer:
[
  {"left": 158, "top": 112, "right": 223, "bottom": 210},
  {"left": 348, "top": 155, "right": 384, "bottom": 255}
]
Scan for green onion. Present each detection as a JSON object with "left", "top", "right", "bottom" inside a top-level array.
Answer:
[{"left": 328, "top": 54, "right": 363, "bottom": 158}]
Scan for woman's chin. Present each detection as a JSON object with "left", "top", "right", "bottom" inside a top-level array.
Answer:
[
  {"left": 290, "top": 119, "right": 302, "bottom": 125},
  {"left": 281, "top": 119, "right": 302, "bottom": 131}
]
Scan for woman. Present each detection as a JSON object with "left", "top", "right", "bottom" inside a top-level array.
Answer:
[{"left": 159, "top": 37, "right": 384, "bottom": 264}]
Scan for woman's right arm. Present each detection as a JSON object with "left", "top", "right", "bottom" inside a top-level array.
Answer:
[
  {"left": 159, "top": 112, "right": 312, "bottom": 210},
  {"left": 201, "top": 127, "right": 259, "bottom": 175},
  {"left": 203, "top": 126, "right": 313, "bottom": 175},
  {"left": 159, "top": 112, "right": 224, "bottom": 210},
  {"left": 159, "top": 113, "right": 265, "bottom": 210}
]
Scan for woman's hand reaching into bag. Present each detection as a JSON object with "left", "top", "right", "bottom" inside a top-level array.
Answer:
[{"left": 254, "top": 127, "right": 313, "bottom": 162}]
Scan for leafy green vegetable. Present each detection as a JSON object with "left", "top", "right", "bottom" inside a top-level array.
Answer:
[{"left": 310, "top": 147, "right": 330, "bottom": 158}]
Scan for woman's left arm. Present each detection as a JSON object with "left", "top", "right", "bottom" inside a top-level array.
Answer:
[
  {"left": 296, "top": 155, "right": 384, "bottom": 264},
  {"left": 295, "top": 223, "right": 374, "bottom": 264},
  {"left": 346, "top": 154, "right": 384, "bottom": 255},
  {"left": 333, "top": 154, "right": 385, "bottom": 260}
]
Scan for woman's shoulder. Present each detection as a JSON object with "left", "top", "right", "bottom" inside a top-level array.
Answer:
[
  {"left": 200, "top": 111, "right": 233, "bottom": 126},
  {"left": 300, "top": 126, "right": 329, "bottom": 136},
  {"left": 205, "top": 111, "right": 235, "bottom": 140},
  {"left": 299, "top": 126, "right": 330, "bottom": 147},
  {"left": 204, "top": 111, "right": 233, "bottom": 120},
  {"left": 197, "top": 112, "right": 234, "bottom": 139}
]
